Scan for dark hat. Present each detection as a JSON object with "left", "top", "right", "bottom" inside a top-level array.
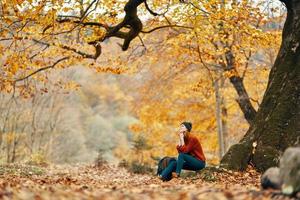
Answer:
[{"left": 181, "top": 122, "right": 192, "bottom": 132}]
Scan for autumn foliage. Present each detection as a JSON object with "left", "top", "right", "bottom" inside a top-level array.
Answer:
[
  {"left": 0, "top": 0, "right": 286, "bottom": 166},
  {"left": 1, "top": 0, "right": 297, "bottom": 199}
]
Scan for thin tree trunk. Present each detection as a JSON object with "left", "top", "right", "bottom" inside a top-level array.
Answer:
[
  {"left": 221, "top": 0, "right": 300, "bottom": 172},
  {"left": 215, "top": 78, "right": 225, "bottom": 159},
  {"left": 11, "top": 138, "right": 18, "bottom": 163},
  {"left": 220, "top": 76, "right": 228, "bottom": 151},
  {"left": 221, "top": 94, "right": 228, "bottom": 151}
]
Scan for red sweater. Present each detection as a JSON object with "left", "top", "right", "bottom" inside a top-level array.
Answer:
[{"left": 176, "top": 135, "right": 206, "bottom": 161}]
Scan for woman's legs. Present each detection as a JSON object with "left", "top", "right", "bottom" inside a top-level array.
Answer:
[
  {"left": 176, "top": 153, "right": 205, "bottom": 175},
  {"left": 160, "top": 160, "right": 177, "bottom": 181}
]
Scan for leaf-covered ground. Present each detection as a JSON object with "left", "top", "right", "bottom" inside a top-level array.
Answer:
[{"left": 0, "top": 164, "right": 297, "bottom": 200}]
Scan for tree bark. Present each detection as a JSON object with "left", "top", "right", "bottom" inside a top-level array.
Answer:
[
  {"left": 229, "top": 75, "right": 257, "bottom": 125},
  {"left": 224, "top": 50, "right": 257, "bottom": 125},
  {"left": 220, "top": 0, "right": 300, "bottom": 172}
]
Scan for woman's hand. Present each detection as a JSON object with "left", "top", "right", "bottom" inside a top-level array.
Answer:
[
  {"left": 177, "top": 124, "right": 187, "bottom": 145},
  {"left": 179, "top": 132, "right": 185, "bottom": 146}
]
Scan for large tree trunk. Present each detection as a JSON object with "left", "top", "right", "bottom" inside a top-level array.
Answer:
[{"left": 220, "top": 0, "right": 300, "bottom": 172}]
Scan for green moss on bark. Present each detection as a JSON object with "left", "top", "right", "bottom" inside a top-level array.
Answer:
[
  {"left": 252, "top": 146, "right": 281, "bottom": 172},
  {"left": 220, "top": 142, "right": 252, "bottom": 171}
]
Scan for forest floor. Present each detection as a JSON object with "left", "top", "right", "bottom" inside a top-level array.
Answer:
[{"left": 0, "top": 164, "right": 298, "bottom": 200}]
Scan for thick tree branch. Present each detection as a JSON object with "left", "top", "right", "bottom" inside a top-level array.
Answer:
[
  {"left": 55, "top": 0, "right": 191, "bottom": 51},
  {"left": 224, "top": 49, "right": 257, "bottom": 125}
]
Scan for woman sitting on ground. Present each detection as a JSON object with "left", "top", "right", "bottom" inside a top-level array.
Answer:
[{"left": 160, "top": 122, "right": 206, "bottom": 181}]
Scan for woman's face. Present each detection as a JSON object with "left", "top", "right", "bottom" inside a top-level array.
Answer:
[{"left": 179, "top": 124, "right": 188, "bottom": 135}]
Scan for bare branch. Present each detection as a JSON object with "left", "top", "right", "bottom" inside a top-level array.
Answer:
[
  {"left": 0, "top": 38, "right": 13, "bottom": 41},
  {"left": 141, "top": 24, "right": 193, "bottom": 34},
  {"left": 250, "top": 97, "right": 260, "bottom": 107},
  {"left": 197, "top": 46, "right": 215, "bottom": 81},
  {"left": 30, "top": 45, "right": 50, "bottom": 60},
  {"left": 15, "top": 57, "right": 70, "bottom": 82},
  {"left": 56, "top": 18, "right": 109, "bottom": 30},
  {"left": 144, "top": 0, "right": 170, "bottom": 16},
  {"left": 80, "top": 0, "right": 97, "bottom": 21},
  {"left": 242, "top": 50, "right": 252, "bottom": 79},
  {"left": 155, "top": 0, "right": 171, "bottom": 16},
  {"left": 57, "top": 15, "right": 81, "bottom": 19},
  {"left": 137, "top": 35, "right": 146, "bottom": 49},
  {"left": 12, "top": 36, "right": 101, "bottom": 59},
  {"left": 58, "top": 43, "right": 101, "bottom": 59},
  {"left": 82, "top": 0, "right": 100, "bottom": 21},
  {"left": 180, "top": 1, "right": 210, "bottom": 15}
]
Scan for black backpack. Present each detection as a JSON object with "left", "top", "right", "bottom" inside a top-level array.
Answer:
[{"left": 157, "top": 156, "right": 177, "bottom": 180}]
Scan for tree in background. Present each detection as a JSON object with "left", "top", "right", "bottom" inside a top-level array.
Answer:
[{"left": 0, "top": 71, "right": 79, "bottom": 163}]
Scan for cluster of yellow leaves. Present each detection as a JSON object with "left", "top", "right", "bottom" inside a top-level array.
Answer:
[
  {"left": 0, "top": 0, "right": 120, "bottom": 95},
  {"left": 0, "top": 0, "right": 178, "bottom": 97}
]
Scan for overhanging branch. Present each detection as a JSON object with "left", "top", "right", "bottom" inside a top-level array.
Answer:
[
  {"left": 141, "top": 24, "right": 193, "bottom": 34},
  {"left": 14, "top": 57, "right": 70, "bottom": 82},
  {"left": 31, "top": 38, "right": 101, "bottom": 59}
]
